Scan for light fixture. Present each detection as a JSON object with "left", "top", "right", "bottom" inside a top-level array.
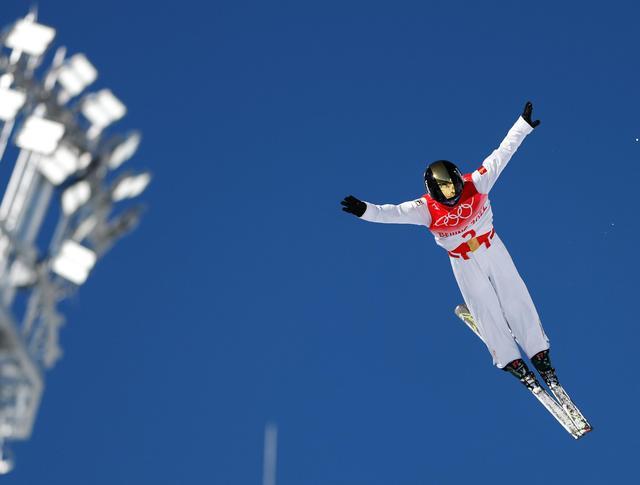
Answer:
[
  {"left": 5, "top": 19, "right": 55, "bottom": 57},
  {"left": 57, "top": 54, "right": 97, "bottom": 97},
  {"left": 108, "top": 132, "right": 141, "bottom": 169},
  {"left": 61, "top": 181, "right": 91, "bottom": 215},
  {"left": 81, "top": 89, "right": 126, "bottom": 130},
  {"left": 71, "top": 215, "right": 98, "bottom": 241},
  {"left": 37, "top": 144, "right": 82, "bottom": 185},
  {"left": 0, "top": 13, "right": 149, "bottom": 474},
  {"left": 51, "top": 240, "right": 96, "bottom": 285},
  {"left": 15, "top": 116, "right": 65, "bottom": 155},
  {"left": 112, "top": 172, "right": 151, "bottom": 202},
  {"left": 0, "top": 88, "right": 26, "bottom": 121},
  {"left": 8, "top": 260, "right": 36, "bottom": 287},
  {"left": 0, "top": 444, "right": 14, "bottom": 475}
]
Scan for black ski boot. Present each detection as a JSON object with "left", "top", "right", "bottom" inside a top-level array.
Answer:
[
  {"left": 531, "top": 350, "right": 559, "bottom": 387},
  {"left": 503, "top": 359, "right": 540, "bottom": 391}
]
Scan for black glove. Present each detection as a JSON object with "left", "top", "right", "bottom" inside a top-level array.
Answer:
[
  {"left": 341, "top": 195, "right": 367, "bottom": 217},
  {"left": 522, "top": 101, "right": 540, "bottom": 128}
]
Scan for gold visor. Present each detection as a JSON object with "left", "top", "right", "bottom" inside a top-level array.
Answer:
[{"left": 431, "top": 161, "right": 456, "bottom": 199}]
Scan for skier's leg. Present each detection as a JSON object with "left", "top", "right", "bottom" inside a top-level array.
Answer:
[
  {"left": 450, "top": 256, "right": 521, "bottom": 368},
  {"left": 483, "top": 235, "right": 550, "bottom": 359}
]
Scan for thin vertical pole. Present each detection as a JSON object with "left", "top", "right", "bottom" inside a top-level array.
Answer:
[{"left": 262, "top": 422, "right": 278, "bottom": 485}]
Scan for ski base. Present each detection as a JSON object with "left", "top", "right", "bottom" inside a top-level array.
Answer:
[
  {"left": 549, "top": 383, "right": 592, "bottom": 436},
  {"left": 455, "top": 305, "right": 483, "bottom": 341},
  {"left": 531, "top": 385, "right": 582, "bottom": 439}
]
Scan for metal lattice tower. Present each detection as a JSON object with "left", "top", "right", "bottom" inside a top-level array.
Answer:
[{"left": 0, "top": 9, "right": 150, "bottom": 473}]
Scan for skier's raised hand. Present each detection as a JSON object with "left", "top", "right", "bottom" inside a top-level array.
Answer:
[
  {"left": 341, "top": 195, "right": 367, "bottom": 217},
  {"left": 522, "top": 101, "right": 540, "bottom": 128}
]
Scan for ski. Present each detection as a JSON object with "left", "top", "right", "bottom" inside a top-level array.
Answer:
[
  {"left": 545, "top": 381, "right": 592, "bottom": 436},
  {"left": 530, "top": 350, "right": 592, "bottom": 435},
  {"left": 454, "top": 304, "right": 484, "bottom": 341},
  {"left": 529, "top": 383, "right": 582, "bottom": 439},
  {"left": 454, "top": 304, "right": 583, "bottom": 439}
]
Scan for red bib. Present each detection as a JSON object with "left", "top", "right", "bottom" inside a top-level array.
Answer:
[{"left": 424, "top": 174, "right": 488, "bottom": 236}]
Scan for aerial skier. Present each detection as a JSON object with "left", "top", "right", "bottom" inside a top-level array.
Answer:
[{"left": 340, "top": 102, "right": 591, "bottom": 438}]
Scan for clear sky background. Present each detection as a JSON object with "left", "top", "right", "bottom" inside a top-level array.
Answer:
[{"left": 2, "top": 1, "right": 640, "bottom": 484}]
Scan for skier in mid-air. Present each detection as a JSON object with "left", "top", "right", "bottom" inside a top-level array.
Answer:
[{"left": 340, "top": 102, "right": 591, "bottom": 437}]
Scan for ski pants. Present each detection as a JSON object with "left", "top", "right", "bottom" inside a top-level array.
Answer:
[{"left": 450, "top": 233, "right": 550, "bottom": 368}]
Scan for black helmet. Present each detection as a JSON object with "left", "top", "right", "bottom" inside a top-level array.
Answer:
[{"left": 424, "top": 160, "right": 464, "bottom": 206}]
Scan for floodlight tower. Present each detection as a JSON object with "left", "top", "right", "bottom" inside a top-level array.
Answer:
[{"left": 0, "top": 10, "right": 150, "bottom": 473}]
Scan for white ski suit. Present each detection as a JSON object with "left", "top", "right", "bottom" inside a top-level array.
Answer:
[{"left": 360, "top": 116, "right": 549, "bottom": 368}]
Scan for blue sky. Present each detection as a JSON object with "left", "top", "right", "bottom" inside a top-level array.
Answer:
[{"left": 3, "top": 1, "right": 640, "bottom": 484}]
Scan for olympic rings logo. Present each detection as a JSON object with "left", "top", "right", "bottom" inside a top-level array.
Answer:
[{"left": 434, "top": 198, "right": 475, "bottom": 227}]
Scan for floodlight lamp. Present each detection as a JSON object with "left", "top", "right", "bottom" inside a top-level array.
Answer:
[
  {"left": 77, "top": 152, "right": 92, "bottom": 170},
  {"left": 57, "top": 54, "right": 97, "bottom": 97},
  {"left": 72, "top": 215, "right": 98, "bottom": 241},
  {"left": 5, "top": 19, "right": 55, "bottom": 57},
  {"left": 38, "top": 143, "right": 81, "bottom": 185},
  {"left": 0, "top": 87, "right": 26, "bottom": 121},
  {"left": 108, "top": 132, "right": 141, "bottom": 169},
  {"left": 62, "top": 181, "right": 91, "bottom": 215},
  {"left": 51, "top": 240, "right": 96, "bottom": 285},
  {"left": 112, "top": 172, "right": 151, "bottom": 202},
  {"left": 0, "top": 454, "right": 14, "bottom": 475},
  {"left": 0, "top": 440, "right": 14, "bottom": 474},
  {"left": 9, "top": 260, "right": 36, "bottom": 287},
  {"left": 15, "top": 116, "right": 65, "bottom": 155},
  {"left": 0, "top": 74, "right": 12, "bottom": 89},
  {"left": 81, "top": 89, "right": 126, "bottom": 129}
]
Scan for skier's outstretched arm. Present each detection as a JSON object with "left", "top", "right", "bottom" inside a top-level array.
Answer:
[
  {"left": 472, "top": 102, "right": 540, "bottom": 194},
  {"left": 341, "top": 195, "right": 431, "bottom": 226}
]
